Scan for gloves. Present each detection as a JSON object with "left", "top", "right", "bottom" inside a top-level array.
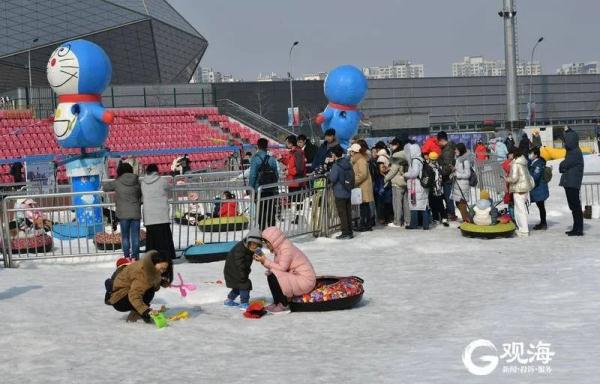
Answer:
[{"left": 141, "top": 308, "right": 152, "bottom": 323}]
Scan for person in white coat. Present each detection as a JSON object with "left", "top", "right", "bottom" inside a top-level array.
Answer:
[
  {"left": 451, "top": 143, "right": 471, "bottom": 209},
  {"left": 403, "top": 142, "right": 430, "bottom": 230},
  {"left": 505, "top": 148, "right": 535, "bottom": 237}
]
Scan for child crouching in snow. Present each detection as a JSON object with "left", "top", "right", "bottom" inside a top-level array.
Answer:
[
  {"left": 106, "top": 250, "right": 172, "bottom": 323},
  {"left": 223, "top": 227, "right": 264, "bottom": 310}
]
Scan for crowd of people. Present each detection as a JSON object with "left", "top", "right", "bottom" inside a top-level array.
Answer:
[{"left": 248, "top": 127, "right": 585, "bottom": 239}]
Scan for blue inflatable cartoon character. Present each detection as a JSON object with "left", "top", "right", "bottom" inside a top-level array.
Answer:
[
  {"left": 315, "top": 65, "right": 368, "bottom": 149},
  {"left": 47, "top": 40, "right": 113, "bottom": 236},
  {"left": 47, "top": 39, "right": 113, "bottom": 148}
]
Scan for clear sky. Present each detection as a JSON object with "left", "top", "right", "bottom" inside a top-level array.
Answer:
[{"left": 169, "top": 0, "right": 596, "bottom": 80}]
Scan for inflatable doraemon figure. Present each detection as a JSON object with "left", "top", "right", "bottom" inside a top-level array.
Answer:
[
  {"left": 47, "top": 39, "right": 113, "bottom": 148},
  {"left": 315, "top": 65, "right": 368, "bottom": 149},
  {"left": 47, "top": 40, "right": 112, "bottom": 235}
]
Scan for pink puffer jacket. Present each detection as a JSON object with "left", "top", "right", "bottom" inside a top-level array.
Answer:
[{"left": 261, "top": 227, "right": 316, "bottom": 297}]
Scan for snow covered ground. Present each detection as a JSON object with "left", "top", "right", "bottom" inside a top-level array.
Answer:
[{"left": 1, "top": 157, "right": 600, "bottom": 384}]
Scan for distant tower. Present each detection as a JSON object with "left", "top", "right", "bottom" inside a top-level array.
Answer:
[{"left": 499, "top": 0, "right": 519, "bottom": 129}]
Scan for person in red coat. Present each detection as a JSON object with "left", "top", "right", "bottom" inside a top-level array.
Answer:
[
  {"left": 282, "top": 135, "right": 307, "bottom": 189},
  {"left": 475, "top": 141, "right": 489, "bottom": 160},
  {"left": 219, "top": 191, "right": 238, "bottom": 217},
  {"left": 421, "top": 135, "right": 442, "bottom": 156}
]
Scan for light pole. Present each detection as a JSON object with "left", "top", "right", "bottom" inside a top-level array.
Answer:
[
  {"left": 528, "top": 36, "right": 544, "bottom": 126},
  {"left": 28, "top": 37, "right": 39, "bottom": 108},
  {"left": 288, "top": 41, "right": 299, "bottom": 127}
]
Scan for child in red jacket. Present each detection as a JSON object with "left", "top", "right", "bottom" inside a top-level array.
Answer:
[{"left": 219, "top": 191, "right": 238, "bottom": 217}]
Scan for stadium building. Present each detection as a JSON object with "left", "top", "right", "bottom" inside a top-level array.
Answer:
[{"left": 0, "top": 0, "right": 208, "bottom": 93}]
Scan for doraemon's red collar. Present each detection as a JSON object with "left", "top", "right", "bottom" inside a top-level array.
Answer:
[
  {"left": 58, "top": 94, "right": 102, "bottom": 103},
  {"left": 328, "top": 102, "right": 358, "bottom": 111}
]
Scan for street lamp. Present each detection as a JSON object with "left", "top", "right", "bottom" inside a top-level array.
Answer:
[
  {"left": 528, "top": 36, "right": 544, "bottom": 126},
  {"left": 28, "top": 37, "right": 39, "bottom": 108},
  {"left": 288, "top": 41, "right": 299, "bottom": 127}
]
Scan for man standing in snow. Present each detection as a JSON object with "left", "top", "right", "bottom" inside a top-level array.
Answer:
[
  {"left": 437, "top": 131, "right": 456, "bottom": 221},
  {"left": 559, "top": 127, "right": 584, "bottom": 236}
]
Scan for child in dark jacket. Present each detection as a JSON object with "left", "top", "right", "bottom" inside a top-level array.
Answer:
[
  {"left": 427, "top": 152, "right": 449, "bottom": 227},
  {"left": 223, "top": 227, "right": 263, "bottom": 310}
]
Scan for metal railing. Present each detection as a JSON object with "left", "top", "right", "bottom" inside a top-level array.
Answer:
[
  {"left": 470, "top": 158, "right": 506, "bottom": 204},
  {"left": 217, "top": 99, "right": 293, "bottom": 142},
  {"left": 0, "top": 171, "right": 349, "bottom": 266}
]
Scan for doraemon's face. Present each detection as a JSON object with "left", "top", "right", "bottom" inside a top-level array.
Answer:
[{"left": 47, "top": 44, "right": 79, "bottom": 95}]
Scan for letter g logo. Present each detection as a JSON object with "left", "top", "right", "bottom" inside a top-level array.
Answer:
[{"left": 462, "top": 339, "right": 499, "bottom": 376}]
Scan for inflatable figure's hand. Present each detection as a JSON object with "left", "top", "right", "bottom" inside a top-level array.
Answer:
[
  {"left": 315, "top": 114, "right": 325, "bottom": 125},
  {"left": 102, "top": 111, "right": 114, "bottom": 124}
]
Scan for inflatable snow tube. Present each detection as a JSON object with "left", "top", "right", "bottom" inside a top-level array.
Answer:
[
  {"left": 94, "top": 230, "right": 147, "bottom": 251},
  {"left": 52, "top": 222, "right": 104, "bottom": 239},
  {"left": 460, "top": 222, "right": 516, "bottom": 239},
  {"left": 174, "top": 211, "right": 205, "bottom": 226},
  {"left": 1, "top": 233, "right": 53, "bottom": 254},
  {"left": 184, "top": 241, "right": 237, "bottom": 263},
  {"left": 198, "top": 216, "right": 249, "bottom": 232},
  {"left": 290, "top": 276, "right": 364, "bottom": 312}
]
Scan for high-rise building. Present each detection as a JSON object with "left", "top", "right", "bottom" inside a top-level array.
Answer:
[
  {"left": 557, "top": 62, "right": 599, "bottom": 75},
  {"left": 0, "top": 0, "right": 208, "bottom": 93},
  {"left": 362, "top": 60, "right": 424, "bottom": 79},
  {"left": 191, "top": 67, "right": 222, "bottom": 83},
  {"left": 452, "top": 56, "right": 542, "bottom": 77}
]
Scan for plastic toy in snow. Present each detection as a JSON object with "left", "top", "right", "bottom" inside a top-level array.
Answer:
[
  {"left": 170, "top": 273, "right": 197, "bottom": 297},
  {"left": 289, "top": 276, "right": 365, "bottom": 312},
  {"left": 243, "top": 301, "right": 268, "bottom": 319}
]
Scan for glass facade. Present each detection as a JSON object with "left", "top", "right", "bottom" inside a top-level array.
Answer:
[{"left": 0, "top": 0, "right": 207, "bottom": 92}]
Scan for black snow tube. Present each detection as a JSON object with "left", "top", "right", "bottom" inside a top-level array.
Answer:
[{"left": 289, "top": 276, "right": 364, "bottom": 312}]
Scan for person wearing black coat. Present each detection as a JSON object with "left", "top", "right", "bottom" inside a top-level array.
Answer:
[
  {"left": 223, "top": 228, "right": 264, "bottom": 308},
  {"left": 518, "top": 133, "right": 531, "bottom": 155},
  {"left": 312, "top": 129, "right": 342, "bottom": 174},
  {"left": 505, "top": 133, "right": 516, "bottom": 152},
  {"left": 298, "top": 134, "right": 317, "bottom": 169},
  {"left": 559, "top": 127, "right": 585, "bottom": 236}
]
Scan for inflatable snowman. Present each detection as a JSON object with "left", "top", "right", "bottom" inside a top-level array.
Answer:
[
  {"left": 315, "top": 65, "right": 368, "bottom": 149},
  {"left": 47, "top": 39, "right": 113, "bottom": 233}
]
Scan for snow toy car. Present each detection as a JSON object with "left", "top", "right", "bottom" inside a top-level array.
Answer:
[
  {"left": 174, "top": 211, "right": 205, "bottom": 226},
  {"left": 94, "top": 230, "right": 147, "bottom": 250},
  {"left": 289, "top": 276, "right": 364, "bottom": 312},
  {"left": 0, "top": 233, "right": 53, "bottom": 254},
  {"left": 197, "top": 216, "right": 249, "bottom": 232},
  {"left": 459, "top": 222, "right": 516, "bottom": 239},
  {"left": 183, "top": 241, "right": 237, "bottom": 263}
]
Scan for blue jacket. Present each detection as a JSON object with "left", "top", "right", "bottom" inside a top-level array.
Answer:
[
  {"left": 328, "top": 156, "right": 353, "bottom": 199},
  {"left": 312, "top": 139, "right": 342, "bottom": 173},
  {"left": 559, "top": 129, "right": 584, "bottom": 189},
  {"left": 248, "top": 150, "right": 279, "bottom": 190},
  {"left": 529, "top": 158, "right": 549, "bottom": 202}
]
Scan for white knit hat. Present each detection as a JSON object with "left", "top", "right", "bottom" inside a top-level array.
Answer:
[
  {"left": 348, "top": 143, "right": 362, "bottom": 153},
  {"left": 245, "top": 227, "right": 263, "bottom": 246}
]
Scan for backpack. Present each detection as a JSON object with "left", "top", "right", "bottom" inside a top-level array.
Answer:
[
  {"left": 257, "top": 155, "right": 278, "bottom": 187},
  {"left": 469, "top": 167, "right": 478, "bottom": 187},
  {"left": 341, "top": 164, "right": 355, "bottom": 191},
  {"left": 543, "top": 166, "right": 553, "bottom": 183},
  {"left": 417, "top": 159, "right": 435, "bottom": 189}
]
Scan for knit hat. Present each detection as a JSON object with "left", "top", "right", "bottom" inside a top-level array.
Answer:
[
  {"left": 377, "top": 156, "right": 390, "bottom": 166},
  {"left": 428, "top": 152, "right": 439, "bottom": 161},
  {"left": 348, "top": 143, "right": 362, "bottom": 153},
  {"left": 480, "top": 190, "right": 490, "bottom": 200},
  {"left": 245, "top": 227, "right": 263, "bottom": 246}
]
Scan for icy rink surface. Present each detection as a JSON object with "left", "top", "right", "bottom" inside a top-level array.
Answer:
[{"left": 1, "top": 157, "right": 600, "bottom": 384}]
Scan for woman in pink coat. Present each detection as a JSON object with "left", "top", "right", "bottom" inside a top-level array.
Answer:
[{"left": 254, "top": 226, "right": 316, "bottom": 314}]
